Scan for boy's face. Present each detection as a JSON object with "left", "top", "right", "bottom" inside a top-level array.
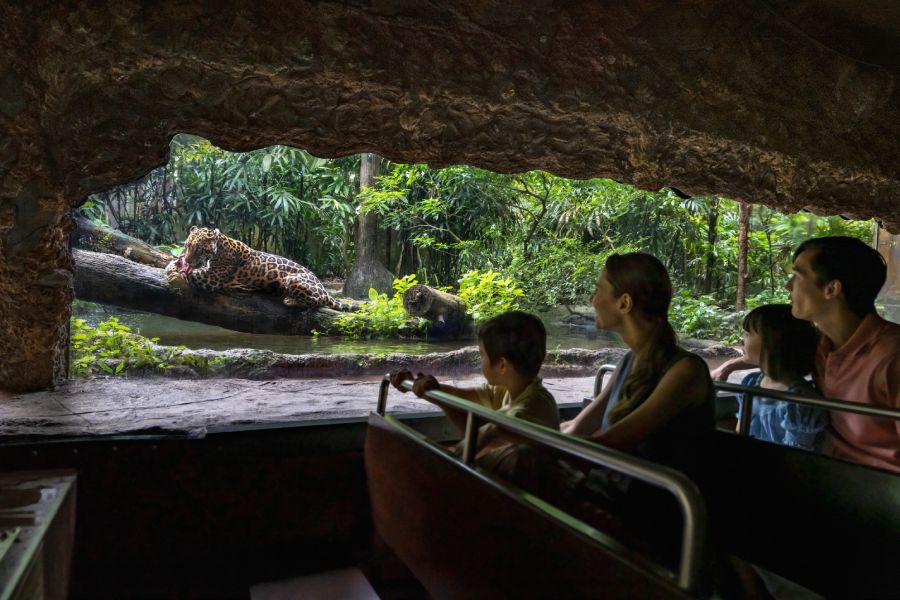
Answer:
[{"left": 478, "top": 340, "right": 502, "bottom": 386}]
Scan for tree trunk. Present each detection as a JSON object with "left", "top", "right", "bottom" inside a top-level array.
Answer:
[
  {"left": 703, "top": 197, "right": 720, "bottom": 295},
  {"left": 73, "top": 215, "right": 174, "bottom": 268},
  {"left": 73, "top": 250, "right": 347, "bottom": 335},
  {"left": 402, "top": 284, "right": 472, "bottom": 339},
  {"left": 736, "top": 201, "right": 751, "bottom": 310},
  {"left": 343, "top": 153, "right": 395, "bottom": 298}
]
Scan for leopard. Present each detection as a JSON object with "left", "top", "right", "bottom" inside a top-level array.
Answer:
[{"left": 170, "top": 226, "right": 353, "bottom": 311}]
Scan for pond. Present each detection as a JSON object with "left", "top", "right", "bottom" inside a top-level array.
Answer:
[{"left": 72, "top": 303, "right": 625, "bottom": 356}]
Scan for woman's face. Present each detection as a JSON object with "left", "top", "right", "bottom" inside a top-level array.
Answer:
[
  {"left": 742, "top": 329, "right": 763, "bottom": 368},
  {"left": 591, "top": 269, "right": 622, "bottom": 331}
]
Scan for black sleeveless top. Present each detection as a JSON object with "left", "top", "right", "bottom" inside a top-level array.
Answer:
[{"left": 602, "top": 347, "right": 715, "bottom": 481}]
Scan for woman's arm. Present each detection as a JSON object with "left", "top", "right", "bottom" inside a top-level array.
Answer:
[
  {"left": 561, "top": 359, "right": 623, "bottom": 435},
  {"left": 592, "top": 357, "right": 709, "bottom": 452}
]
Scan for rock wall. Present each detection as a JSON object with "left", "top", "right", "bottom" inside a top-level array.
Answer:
[{"left": 1, "top": 0, "right": 898, "bottom": 391}]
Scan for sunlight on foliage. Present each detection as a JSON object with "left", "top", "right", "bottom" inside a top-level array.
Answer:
[
  {"left": 457, "top": 270, "right": 524, "bottom": 322},
  {"left": 334, "top": 274, "right": 425, "bottom": 339},
  {"left": 69, "top": 317, "right": 213, "bottom": 378}
]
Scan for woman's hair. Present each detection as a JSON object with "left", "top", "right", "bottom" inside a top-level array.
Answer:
[
  {"left": 604, "top": 253, "right": 679, "bottom": 425},
  {"left": 742, "top": 304, "right": 817, "bottom": 383}
]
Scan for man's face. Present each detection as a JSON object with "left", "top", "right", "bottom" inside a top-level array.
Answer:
[{"left": 787, "top": 249, "right": 828, "bottom": 322}]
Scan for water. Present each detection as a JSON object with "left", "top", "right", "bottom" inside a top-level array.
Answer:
[{"left": 72, "top": 303, "right": 623, "bottom": 355}]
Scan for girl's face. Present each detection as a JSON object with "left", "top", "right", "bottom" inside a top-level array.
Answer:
[
  {"left": 591, "top": 269, "right": 622, "bottom": 331},
  {"left": 742, "top": 328, "right": 763, "bottom": 368}
]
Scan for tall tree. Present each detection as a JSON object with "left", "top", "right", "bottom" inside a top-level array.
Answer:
[
  {"left": 703, "top": 197, "right": 721, "bottom": 294},
  {"left": 736, "top": 201, "right": 751, "bottom": 310},
  {"left": 344, "top": 153, "right": 395, "bottom": 297}
]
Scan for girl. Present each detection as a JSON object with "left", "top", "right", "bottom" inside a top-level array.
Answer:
[{"left": 736, "top": 304, "right": 826, "bottom": 451}]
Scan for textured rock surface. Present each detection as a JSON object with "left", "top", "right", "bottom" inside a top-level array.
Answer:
[{"left": 1, "top": 0, "right": 898, "bottom": 390}]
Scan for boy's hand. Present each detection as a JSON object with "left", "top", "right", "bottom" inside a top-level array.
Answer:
[
  {"left": 389, "top": 369, "right": 414, "bottom": 391},
  {"left": 412, "top": 373, "right": 440, "bottom": 398}
]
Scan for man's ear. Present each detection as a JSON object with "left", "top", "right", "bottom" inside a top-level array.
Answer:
[
  {"left": 823, "top": 279, "right": 842, "bottom": 300},
  {"left": 618, "top": 292, "right": 633, "bottom": 314}
]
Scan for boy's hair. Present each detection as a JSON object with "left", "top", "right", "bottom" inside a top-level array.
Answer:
[
  {"left": 793, "top": 236, "right": 886, "bottom": 317},
  {"left": 477, "top": 311, "right": 546, "bottom": 379},
  {"left": 743, "top": 304, "right": 817, "bottom": 383}
]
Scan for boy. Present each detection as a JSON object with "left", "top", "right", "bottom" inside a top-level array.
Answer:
[{"left": 390, "top": 310, "right": 559, "bottom": 458}]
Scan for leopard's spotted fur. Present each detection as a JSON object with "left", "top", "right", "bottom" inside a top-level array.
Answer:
[{"left": 177, "top": 227, "right": 351, "bottom": 310}]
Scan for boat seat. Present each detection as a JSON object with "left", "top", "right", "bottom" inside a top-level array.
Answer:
[
  {"left": 706, "top": 430, "right": 900, "bottom": 598},
  {"left": 250, "top": 567, "right": 379, "bottom": 600}
]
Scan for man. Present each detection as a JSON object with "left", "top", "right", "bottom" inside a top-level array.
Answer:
[{"left": 715, "top": 236, "right": 900, "bottom": 472}]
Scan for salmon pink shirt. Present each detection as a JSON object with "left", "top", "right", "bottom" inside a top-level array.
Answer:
[{"left": 817, "top": 313, "right": 900, "bottom": 473}]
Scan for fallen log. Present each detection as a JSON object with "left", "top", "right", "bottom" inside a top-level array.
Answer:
[
  {"left": 402, "top": 284, "right": 471, "bottom": 339},
  {"left": 72, "top": 215, "right": 175, "bottom": 268},
  {"left": 73, "top": 249, "right": 347, "bottom": 335}
]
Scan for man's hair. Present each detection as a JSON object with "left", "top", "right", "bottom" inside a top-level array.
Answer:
[
  {"left": 793, "top": 236, "right": 886, "bottom": 317},
  {"left": 743, "top": 304, "right": 817, "bottom": 383},
  {"left": 477, "top": 311, "right": 547, "bottom": 379}
]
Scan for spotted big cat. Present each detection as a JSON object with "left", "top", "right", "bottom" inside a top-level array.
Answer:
[{"left": 170, "top": 226, "right": 353, "bottom": 311}]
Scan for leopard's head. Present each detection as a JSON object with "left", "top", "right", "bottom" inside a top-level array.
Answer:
[{"left": 181, "top": 226, "right": 222, "bottom": 274}]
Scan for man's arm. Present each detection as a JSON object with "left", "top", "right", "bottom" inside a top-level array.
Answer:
[{"left": 710, "top": 356, "right": 752, "bottom": 381}]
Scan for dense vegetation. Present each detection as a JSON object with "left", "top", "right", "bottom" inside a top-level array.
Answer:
[{"left": 79, "top": 135, "right": 873, "bottom": 344}]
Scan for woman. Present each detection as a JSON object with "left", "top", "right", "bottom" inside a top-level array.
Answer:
[{"left": 562, "top": 252, "right": 714, "bottom": 481}]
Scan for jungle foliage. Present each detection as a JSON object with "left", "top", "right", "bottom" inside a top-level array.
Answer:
[
  {"left": 79, "top": 135, "right": 873, "bottom": 341},
  {"left": 69, "top": 316, "right": 220, "bottom": 378}
]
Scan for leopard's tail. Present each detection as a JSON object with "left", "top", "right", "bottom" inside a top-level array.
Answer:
[{"left": 326, "top": 295, "right": 358, "bottom": 312}]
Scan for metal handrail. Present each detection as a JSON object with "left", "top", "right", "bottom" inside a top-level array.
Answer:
[
  {"left": 592, "top": 363, "right": 617, "bottom": 398},
  {"left": 714, "top": 381, "right": 900, "bottom": 436},
  {"left": 376, "top": 375, "right": 708, "bottom": 593}
]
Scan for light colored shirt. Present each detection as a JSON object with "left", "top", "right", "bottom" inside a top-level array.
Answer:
[
  {"left": 816, "top": 313, "right": 900, "bottom": 473},
  {"left": 475, "top": 378, "right": 560, "bottom": 430},
  {"left": 736, "top": 371, "right": 827, "bottom": 451}
]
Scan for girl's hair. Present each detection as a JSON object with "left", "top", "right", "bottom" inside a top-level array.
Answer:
[
  {"left": 742, "top": 304, "right": 817, "bottom": 383},
  {"left": 604, "top": 253, "right": 679, "bottom": 425}
]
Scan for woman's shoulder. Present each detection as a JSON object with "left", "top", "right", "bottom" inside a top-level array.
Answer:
[
  {"left": 669, "top": 347, "right": 710, "bottom": 373},
  {"left": 660, "top": 349, "right": 713, "bottom": 389}
]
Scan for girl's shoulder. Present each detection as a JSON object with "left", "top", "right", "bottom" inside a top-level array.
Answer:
[
  {"left": 787, "top": 377, "right": 820, "bottom": 397},
  {"left": 739, "top": 370, "right": 764, "bottom": 387}
]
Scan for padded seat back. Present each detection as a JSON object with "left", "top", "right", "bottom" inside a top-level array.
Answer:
[
  {"left": 707, "top": 431, "right": 900, "bottom": 598},
  {"left": 365, "top": 413, "right": 697, "bottom": 599}
]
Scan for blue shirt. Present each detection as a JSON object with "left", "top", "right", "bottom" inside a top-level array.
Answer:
[{"left": 736, "top": 371, "right": 827, "bottom": 451}]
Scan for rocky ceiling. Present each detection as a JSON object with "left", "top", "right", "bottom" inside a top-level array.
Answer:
[{"left": 1, "top": 0, "right": 898, "bottom": 391}]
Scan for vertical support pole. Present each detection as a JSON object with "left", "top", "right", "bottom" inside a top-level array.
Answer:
[
  {"left": 461, "top": 412, "right": 479, "bottom": 466},
  {"left": 738, "top": 394, "right": 754, "bottom": 436},
  {"left": 377, "top": 375, "right": 391, "bottom": 416}
]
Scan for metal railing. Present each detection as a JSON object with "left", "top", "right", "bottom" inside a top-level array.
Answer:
[
  {"left": 376, "top": 375, "right": 709, "bottom": 593},
  {"left": 591, "top": 363, "right": 617, "bottom": 399},
  {"left": 587, "top": 364, "right": 900, "bottom": 436},
  {"left": 712, "top": 381, "right": 900, "bottom": 435}
]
